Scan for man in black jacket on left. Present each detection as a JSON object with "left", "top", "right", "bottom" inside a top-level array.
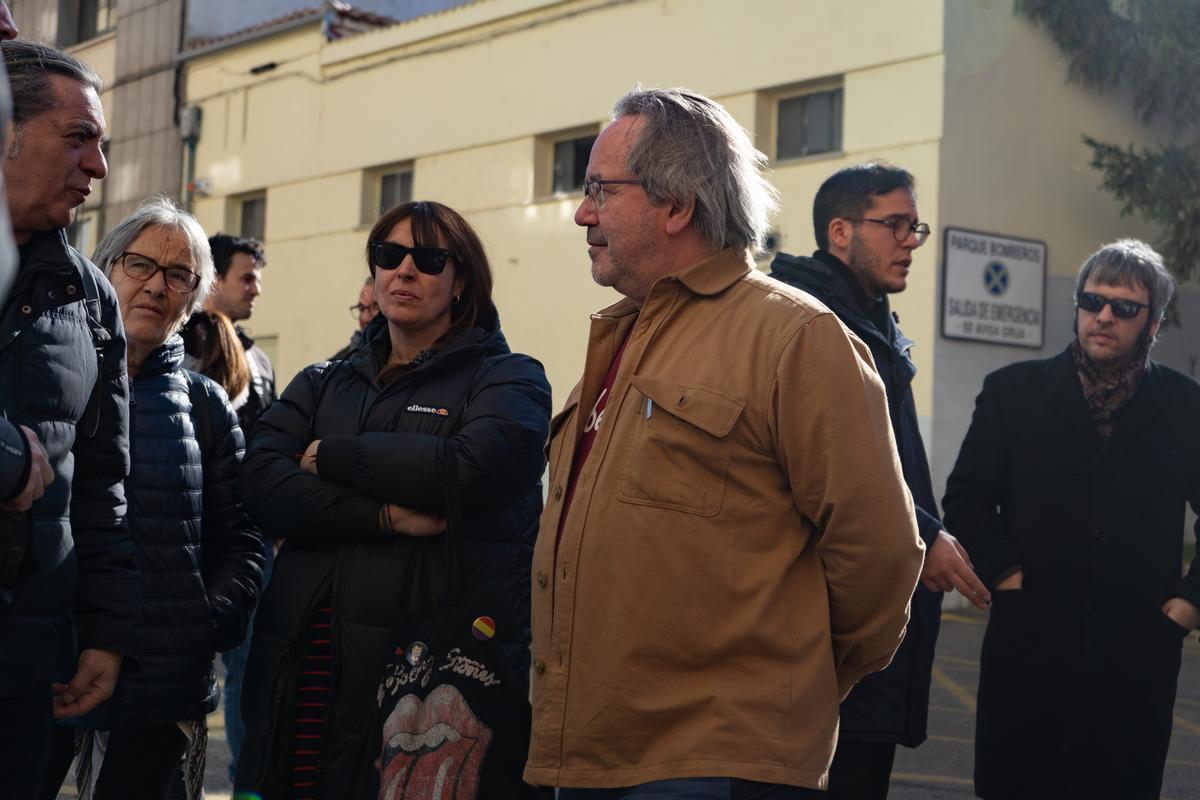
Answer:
[
  {"left": 770, "top": 162, "right": 990, "bottom": 800},
  {"left": 0, "top": 40, "right": 138, "bottom": 798}
]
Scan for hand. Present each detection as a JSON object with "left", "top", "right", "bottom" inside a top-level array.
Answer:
[
  {"left": 0, "top": 426, "right": 53, "bottom": 512},
  {"left": 385, "top": 504, "right": 447, "bottom": 537},
  {"left": 300, "top": 440, "right": 320, "bottom": 475},
  {"left": 1163, "top": 597, "right": 1200, "bottom": 631},
  {"left": 920, "top": 530, "right": 991, "bottom": 608},
  {"left": 51, "top": 649, "right": 123, "bottom": 719},
  {"left": 995, "top": 570, "right": 1024, "bottom": 591}
]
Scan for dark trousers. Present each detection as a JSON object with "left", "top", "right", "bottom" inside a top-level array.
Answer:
[
  {"left": 826, "top": 740, "right": 897, "bottom": 800},
  {"left": 558, "top": 778, "right": 823, "bottom": 799},
  {"left": 42, "top": 722, "right": 188, "bottom": 800},
  {"left": 0, "top": 684, "right": 54, "bottom": 800}
]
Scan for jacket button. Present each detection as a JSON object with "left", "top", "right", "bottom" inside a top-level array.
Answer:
[
  {"left": 46, "top": 290, "right": 55, "bottom": 300},
  {"left": 66, "top": 285, "right": 77, "bottom": 295},
  {"left": 537, "top": 570, "right": 547, "bottom": 588},
  {"left": 553, "top": 485, "right": 563, "bottom": 501},
  {"left": 534, "top": 658, "right": 546, "bottom": 674},
  {"left": 20, "top": 305, "right": 31, "bottom": 314}
]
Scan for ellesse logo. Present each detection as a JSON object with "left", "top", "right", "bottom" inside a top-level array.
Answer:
[{"left": 407, "top": 403, "right": 449, "bottom": 417}]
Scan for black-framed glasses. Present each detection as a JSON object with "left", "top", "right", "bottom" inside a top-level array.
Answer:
[
  {"left": 368, "top": 242, "right": 455, "bottom": 275},
  {"left": 349, "top": 302, "right": 378, "bottom": 319},
  {"left": 848, "top": 217, "right": 931, "bottom": 245},
  {"left": 117, "top": 252, "right": 200, "bottom": 294},
  {"left": 581, "top": 178, "right": 642, "bottom": 209},
  {"left": 1075, "top": 291, "right": 1149, "bottom": 320}
]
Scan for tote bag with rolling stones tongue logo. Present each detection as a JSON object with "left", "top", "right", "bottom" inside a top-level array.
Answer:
[{"left": 370, "top": 454, "right": 547, "bottom": 800}]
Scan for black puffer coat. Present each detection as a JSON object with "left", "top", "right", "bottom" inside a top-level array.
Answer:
[
  {"left": 83, "top": 335, "right": 263, "bottom": 729},
  {"left": 0, "top": 229, "right": 138, "bottom": 693},
  {"left": 236, "top": 306, "right": 551, "bottom": 797},
  {"left": 771, "top": 250, "right": 942, "bottom": 747}
]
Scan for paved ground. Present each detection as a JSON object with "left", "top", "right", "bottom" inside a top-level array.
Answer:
[{"left": 54, "top": 604, "right": 1200, "bottom": 799}]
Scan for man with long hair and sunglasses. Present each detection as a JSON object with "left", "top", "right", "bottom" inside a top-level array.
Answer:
[
  {"left": 944, "top": 239, "right": 1200, "bottom": 800},
  {"left": 770, "top": 162, "right": 989, "bottom": 799}
]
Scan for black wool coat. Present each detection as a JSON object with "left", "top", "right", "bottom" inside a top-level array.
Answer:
[
  {"left": 770, "top": 250, "right": 942, "bottom": 747},
  {"left": 943, "top": 347, "right": 1200, "bottom": 800},
  {"left": 235, "top": 307, "right": 551, "bottom": 798}
]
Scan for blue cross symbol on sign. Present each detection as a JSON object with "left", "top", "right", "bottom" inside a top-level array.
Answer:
[{"left": 983, "top": 261, "right": 1009, "bottom": 296}]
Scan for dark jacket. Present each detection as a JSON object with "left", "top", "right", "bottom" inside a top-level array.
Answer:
[
  {"left": 770, "top": 250, "right": 942, "bottom": 747},
  {"left": 943, "top": 348, "right": 1200, "bottom": 800},
  {"left": 84, "top": 336, "right": 263, "bottom": 729},
  {"left": 236, "top": 326, "right": 275, "bottom": 443},
  {"left": 0, "top": 229, "right": 139, "bottom": 693},
  {"left": 0, "top": 417, "right": 30, "bottom": 504},
  {"left": 235, "top": 307, "right": 551, "bottom": 797}
]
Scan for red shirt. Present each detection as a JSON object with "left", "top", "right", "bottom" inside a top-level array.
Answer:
[{"left": 557, "top": 333, "right": 630, "bottom": 541}]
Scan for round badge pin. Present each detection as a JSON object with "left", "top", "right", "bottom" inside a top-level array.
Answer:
[
  {"left": 405, "top": 640, "right": 428, "bottom": 666},
  {"left": 472, "top": 616, "right": 496, "bottom": 641}
]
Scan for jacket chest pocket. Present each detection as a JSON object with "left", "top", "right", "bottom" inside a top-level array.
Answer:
[{"left": 617, "top": 376, "right": 744, "bottom": 517}]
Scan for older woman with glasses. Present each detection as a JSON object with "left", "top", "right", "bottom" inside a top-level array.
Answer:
[
  {"left": 42, "top": 197, "right": 264, "bottom": 800},
  {"left": 236, "top": 201, "right": 551, "bottom": 796}
]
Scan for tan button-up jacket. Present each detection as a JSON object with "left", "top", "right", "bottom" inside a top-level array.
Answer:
[{"left": 525, "top": 248, "right": 924, "bottom": 790}]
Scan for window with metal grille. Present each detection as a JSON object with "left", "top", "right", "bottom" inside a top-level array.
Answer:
[{"left": 379, "top": 169, "right": 413, "bottom": 215}]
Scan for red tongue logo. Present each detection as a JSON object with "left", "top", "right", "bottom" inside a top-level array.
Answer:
[{"left": 379, "top": 684, "right": 493, "bottom": 800}]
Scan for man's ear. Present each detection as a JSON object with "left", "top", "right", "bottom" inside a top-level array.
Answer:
[
  {"left": 664, "top": 194, "right": 696, "bottom": 237},
  {"left": 827, "top": 218, "right": 853, "bottom": 251}
]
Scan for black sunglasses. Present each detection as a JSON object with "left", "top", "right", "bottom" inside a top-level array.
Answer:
[
  {"left": 1075, "top": 291, "right": 1149, "bottom": 320},
  {"left": 368, "top": 242, "right": 454, "bottom": 275}
]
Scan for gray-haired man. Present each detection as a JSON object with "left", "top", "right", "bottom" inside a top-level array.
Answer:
[
  {"left": 0, "top": 40, "right": 137, "bottom": 798},
  {"left": 525, "top": 88, "right": 924, "bottom": 799}
]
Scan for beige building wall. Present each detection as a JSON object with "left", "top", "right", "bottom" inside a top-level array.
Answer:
[{"left": 183, "top": 0, "right": 947, "bottom": 401}]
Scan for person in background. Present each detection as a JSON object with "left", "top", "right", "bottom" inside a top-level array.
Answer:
[
  {"left": 41, "top": 197, "right": 263, "bottom": 799},
  {"left": 0, "top": 40, "right": 137, "bottom": 800},
  {"left": 235, "top": 200, "right": 550, "bottom": 795},
  {"left": 181, "top": 309, "right": 251, "bottom": 411},
  {"left": 331, "top": 274, "right": 378, "bottom": 360},
  {"left": 196, "top": 232, "right": 276, "bottom": 782},
  {"left": 770, "top": 162, "right": 989, "bottom": 799},
  {"left": 944, "top": 239, "right": 1200, "bottom": 800}
]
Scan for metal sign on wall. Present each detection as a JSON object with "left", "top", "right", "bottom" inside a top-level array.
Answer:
[{"left": 942, "top": 227, "right": 1046, "bottom": 348}]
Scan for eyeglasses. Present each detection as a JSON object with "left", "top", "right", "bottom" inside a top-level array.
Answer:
[
  {"left": 848, "top": 217, "right": 931, "bottom": 245},
  {"left": 368, "top": 242, "right": 455, "bottom": 276},
  {"left": 1075, "top": 291, "right": 1149, "bottom": 320},
  {"left": 117, "top": 252, "right": 200, "bottom": 294},
  {"left": 349, "top": 302, "right": 378, "bottom": 319},
  {"left": 581, "top": 178, "right": 642, "bottom": 209}
]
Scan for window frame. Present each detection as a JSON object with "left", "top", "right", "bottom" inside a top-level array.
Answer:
[
  {"left": 765, "top": 80, "right": 845, "bottom": 164},
  {"left": 535, "top": 125, "right": 601, "bottom": 199}
]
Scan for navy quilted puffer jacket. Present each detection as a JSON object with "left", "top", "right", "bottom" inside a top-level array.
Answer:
[{"left": 86, "top": 334, "right": 264, "bottom": 729}]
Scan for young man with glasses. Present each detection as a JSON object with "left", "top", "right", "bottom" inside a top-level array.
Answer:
[
  {"left": 770, "top": 162, "right": 988, "bottom": 800},
  {"left": 944, "top": 239, "right": 1200, "bottom": 800},
  {"left": 332, "top": 275, "right": 378, "bottom": 360}
]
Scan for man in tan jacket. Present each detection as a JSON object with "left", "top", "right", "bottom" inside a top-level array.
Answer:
[{"left": 525, "top": 87, "right": 926, "bottom": 800}]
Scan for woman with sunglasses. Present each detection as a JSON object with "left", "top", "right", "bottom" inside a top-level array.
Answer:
[
  {"left": 41, "top": 197, "right": 264, "bottom": 799},
  {"left": 236, "top": 201, "right": 551, "bottom": 796}
]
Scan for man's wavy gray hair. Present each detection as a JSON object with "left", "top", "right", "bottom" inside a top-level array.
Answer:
[{"left": 613, "top": 87, "right": 778, "bottom": 254}]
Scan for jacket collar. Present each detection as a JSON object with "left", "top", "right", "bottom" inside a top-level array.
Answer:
[
  {"left": 137, "top": 334, "right": 186, "bottom": 381},
  {"left": 771, "top": 250, "right": 906, "bottom": 355},
  {"left": 1042, "top": 344, "right": 1166, "bottom": 450},
  {"left": 673, "top": 247, "right": 752, "bottom": 297},
  {"left": 17, "top": 228, "right": 82, "bottom": 282}
]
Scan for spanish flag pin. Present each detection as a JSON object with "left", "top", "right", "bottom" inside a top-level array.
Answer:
[{"left": 472, "top": 616, "right": 496, "bottom": 641}]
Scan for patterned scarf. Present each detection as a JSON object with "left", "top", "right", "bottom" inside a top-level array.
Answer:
[{"left": 1070, "top": 335, "right": 1150, "bottom": 438}]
